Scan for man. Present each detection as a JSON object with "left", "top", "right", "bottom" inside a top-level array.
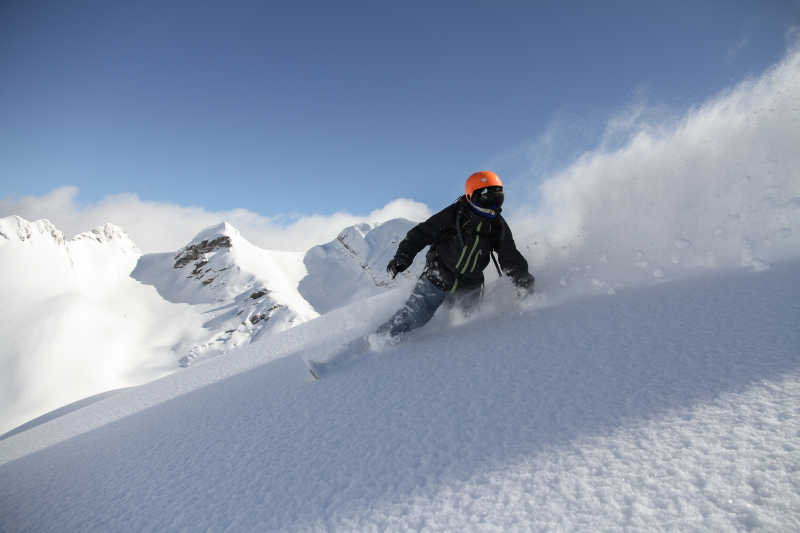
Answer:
[{"left": 377, "top": 171, "right": 535, "bottom": 338}]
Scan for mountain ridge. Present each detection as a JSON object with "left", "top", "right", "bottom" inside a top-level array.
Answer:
[
  {"left": 0, "top": 214, "right": 425, "bottom": 432},
  {"left": 299, "top": 217, "right": 426, "bottom": 313},
  {"left": 132, "top": 219, "right": 319, "bottom": 366}
]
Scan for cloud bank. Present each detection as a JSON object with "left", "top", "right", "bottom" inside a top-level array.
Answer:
[
  {"left": 0, "top": 188, "right": 432, "bottom": 253},
  {"left": 507, "top": 42, "right": 800, "bottom": 297},
  {"left": 0, "top": 222, "right": 206, "bottom": 434}
]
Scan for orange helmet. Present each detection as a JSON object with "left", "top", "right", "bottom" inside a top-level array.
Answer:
[
  {"left": 465, "top": 171, "right": 505, "bottom": 214},
  {"left": 465, "top": 171, "right": 503, "bottom": 200}
]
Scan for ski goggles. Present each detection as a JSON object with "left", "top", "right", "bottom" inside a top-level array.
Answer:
[{"left": 470, "top": 186, "right": 504, "bottom": 210}]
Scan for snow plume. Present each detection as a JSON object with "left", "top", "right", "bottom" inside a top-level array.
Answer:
[
  {"left": 0, "top": 189, "right": 431, "bottom": 254},
  {"left": 510, "top": 44, "right": 800, "bottom": 297}
]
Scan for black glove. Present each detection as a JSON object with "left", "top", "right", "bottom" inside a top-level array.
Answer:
[
  {"left": 514, "top": 273, "right": 535, "bottom": 297},
  {"left": 387, "top": 255, "right": 411, "bottom": 279}
]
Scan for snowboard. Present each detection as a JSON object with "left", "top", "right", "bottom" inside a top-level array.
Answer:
[{"left": 305, "top": 334, "right": 397, "bottom": 380}]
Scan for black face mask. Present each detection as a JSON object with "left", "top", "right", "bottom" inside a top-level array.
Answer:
[{"left": 471, "top": 186, "right": 504, "bottom": 210}]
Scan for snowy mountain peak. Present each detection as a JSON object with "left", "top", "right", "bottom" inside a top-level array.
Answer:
[
  {"left": 299, "top": 218, "right": 426, "bottom": 314},
  {"left": 188, "top": 221, "right": 240, "bottom": 245},
  {"left": 72, "top": 223, "right": 139, "bottom": 253},
  {"left": 134, "top": 221, "right": 318, "bottom": 367},
  {"left": 174, "top": 221, "right": 241, "bottom": 270},
  {"left": 337, "top": 222, "right": 373, "bottom": 242},
  {"left": 0, "top": 216, "right": 65, "bottom": 246},
  {"left": 0, "top": 217, "right": 139, "bottom": 255},
  {"left": 334, "top": 222, "right": 375, "bottom": 259}
]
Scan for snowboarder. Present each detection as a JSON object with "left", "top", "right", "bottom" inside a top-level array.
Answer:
[
  {"left": 306, "top": 171, "right": 536, "bottom": 380},
  {"left": 377, "top": 171, "right": 535, "bottom": 338}
]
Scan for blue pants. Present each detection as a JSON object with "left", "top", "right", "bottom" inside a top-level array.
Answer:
[{"left": 376, "top": 276, "right": 481, "bottom": 338}]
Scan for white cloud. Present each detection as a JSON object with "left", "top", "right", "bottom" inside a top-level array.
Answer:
[{"left": 0, "top": 189, "right": 432, "bottom": 253}]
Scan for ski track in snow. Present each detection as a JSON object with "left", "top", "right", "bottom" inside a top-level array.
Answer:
[{"left": 0, "top": 261, "right": 798, "bottom": 532}]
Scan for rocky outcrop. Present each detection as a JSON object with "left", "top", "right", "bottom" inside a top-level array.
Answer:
[
  {"left": 174, "top": 236, "right": 232, "bottom": 269},
  {"left": 134, "top": 221, "right": 318, "bottom": 368}
]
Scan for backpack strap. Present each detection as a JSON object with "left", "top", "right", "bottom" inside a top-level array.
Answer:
[
  {"left": 490, "top": 217, "right": 505, "bottom": 277},
  {"left": 491, "top": 251, "right": 502, "bottom": 277},
  {"left": 455, "top": 205, "right": 465, "bottom": 248}
]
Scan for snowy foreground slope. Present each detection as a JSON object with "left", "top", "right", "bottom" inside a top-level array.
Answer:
[{"left": 1, "top": 260, "right": 798, "bottom": 532}]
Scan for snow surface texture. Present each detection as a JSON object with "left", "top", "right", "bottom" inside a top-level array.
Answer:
[
  {"left": 0, "top": 262, "right": 798, "bottom": 532},
  {"left": 299, "top": 218, "right": 426, "bottom": 313}
]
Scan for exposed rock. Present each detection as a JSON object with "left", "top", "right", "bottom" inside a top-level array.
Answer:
[
  {"left": 173, "top": 236, "right": 232, "bottom": 269},
  {"left": 249, "top": 304, "right": 283, "bottom": 325},
  {"left": 191, "top": 260, "right": 208, "bottom": 277}
]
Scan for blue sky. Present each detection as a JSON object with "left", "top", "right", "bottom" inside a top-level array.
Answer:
[{"left": 1, "top": 1, "right": 797, "bottom": 221}]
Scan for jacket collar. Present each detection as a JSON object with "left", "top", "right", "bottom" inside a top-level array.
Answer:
[{"left": 459, "top": 195, "right": 501, "bottom": 219}]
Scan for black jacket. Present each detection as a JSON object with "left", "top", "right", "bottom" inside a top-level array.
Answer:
[{"left": 395, "top": 197, "right": 533, "bottom": 291}]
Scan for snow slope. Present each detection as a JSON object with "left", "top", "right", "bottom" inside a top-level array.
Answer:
[
  {"left": 299, "top": 218, "right": 426, "bottom": 313},
  {"left": 0, "top": 261, "right": 798, "bottom": 532}
]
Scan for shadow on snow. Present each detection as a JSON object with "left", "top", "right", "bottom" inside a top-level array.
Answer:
[{"left": 1, "top": 261, "right": 799, "bottom": 531}]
